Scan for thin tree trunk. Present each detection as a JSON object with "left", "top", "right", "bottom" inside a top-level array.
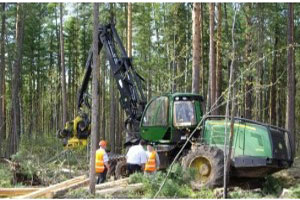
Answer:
[
  {"left": 109, "top": 70, "right": 115, "bottom": 154},
  {"left": 89, "top": 3, "right": 100, "bottom": 195},
  {"left": 54, "top": 4, "right": 60, "bottom": 132},
  {"left": 9, "top": 3, "right": 24, "bottom": 156},
  {"left": 101, "top": 57, "right": 106, "bottom": 140},
  {"left": 109, "top": 3, "right": 115, "bottom": 154},
  {"left": 256, "top": 4, "right": 264, "bottom": 122},
  {"left": 127, "top": 3, "right": 132, "bottom": 57},
  {"left": 286, "top": 3, "right": 295, "bottom": 157},
  {"left": 192, "top": 3, "right": 200, "bottom": 94},
  {"left": 209, "top": 3, "right": 216, "bottom": 114},
  {"left": 244, "top": 5, "right": 253, "bottom": 119},
  {"left": 216, "top": 3, "right": 222, "bottom": 114},
  {"left": 200, "top": 4, "right": 204, "bottom": 100},
  {"left": 270, "top": 16, "right": 278, "bottom": 126},
  {"left": 60, "top": 3, "right": 67, "bottom": 127},
  {"left": 0, "top": 3, "right": 6, "bottom": 156}
]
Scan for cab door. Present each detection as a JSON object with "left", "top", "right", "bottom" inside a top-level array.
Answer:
[{"left": 140, "top": 96, "right": 169, "bottom": 142}]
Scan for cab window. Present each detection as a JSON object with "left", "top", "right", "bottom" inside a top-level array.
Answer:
[
  {"left": 173, "top": 101, "right": 196, "bottom": 127},
  {"left": 143, "top": 97, "right": 168, "bottom": 126}
]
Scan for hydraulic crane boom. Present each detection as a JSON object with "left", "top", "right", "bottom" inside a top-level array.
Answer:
[{"left": 77, "top": 23, "right": 147, "bottom": 145}]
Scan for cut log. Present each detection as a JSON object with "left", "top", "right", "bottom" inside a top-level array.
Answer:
[
  {"left": 0, "top": 187, "right": 42, "bottom": 197},
  {"left": 95, "top": 183, "right": 143, "bottom": 196},
  {"left": 15, "top": 175, "right": 86, "bottom": 199},
  {"left": 50, "top": 178, "right": 89, "bottom": 198},
  {"left": 95, "top": 178, "right": 129, "bottom": 190}
]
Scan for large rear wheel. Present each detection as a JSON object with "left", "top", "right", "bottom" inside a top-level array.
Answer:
[{"left": 182, "top": 145, "right": 224, "bottom": 189}]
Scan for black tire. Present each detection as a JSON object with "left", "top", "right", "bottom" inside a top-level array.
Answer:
[
  {"left": 115, "top": 159, "right": 129, "bottom": 179},
  {"left": 181, "top": 145, "right": 224, "bottom": 189}
]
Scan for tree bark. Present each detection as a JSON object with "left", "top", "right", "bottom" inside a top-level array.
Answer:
[
  {"left": 286, "top": 3, "right": 295, "bottom": 157},
  {"left": 192, "top": 3, "right": 200, "bottom": 94},
  {"left": 200, "top": 4, "right": 204, "bottom": 98},
  {"left": 100, "top": 57, "right": 106, "bottom": 140},
  {"left": 60, "top": 3, "right": 67, "bottom": 127},
  {"left": 209, "top": 3, "right": 216, "bottom": 114},
  {"left": 255, "top": 4, "right": 264, "bottom": 122},
  {"left": 109, "top": 69, "right": 115, "bottom": 153},
  {"left": 216, "top": 3, "right": 222, "bottom": 115},
  {"left": 89, "top": 3, "right": 100, "bottom": 195},
  {"left": 270, "top": 13, "right": 278, "bottom": 126},
  {"left": 0, "top": 3, "right": 6, "bottom": 156},
  {"left": 9, "top": 3, "right": 24, "bottom": 156},
  {"left": 127, "top": 3, "right": 132, "bottom": 57},
  {"left": 244, "top": 4, "right": 253, "bottom": 120},
  {"left": 109, "top": 4, "right": 115, "bottom": 154}
]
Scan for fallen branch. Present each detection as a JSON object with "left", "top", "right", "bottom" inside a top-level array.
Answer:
[
  {"left": 0, "top": 187, "right": 42, "bottom": 197},
  {"left": 15, "top": 175, "right": 86, "bottom": 199}
]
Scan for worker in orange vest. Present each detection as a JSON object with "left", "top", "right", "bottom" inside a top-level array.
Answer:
[
  {"left": 95, "top": 140, "right": 110, "bottom": 184},
  {"left": 144, "top": 143, "right": 160, "bottom": 174}
]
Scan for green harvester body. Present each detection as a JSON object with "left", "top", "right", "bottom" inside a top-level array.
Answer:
[{"left": 139, "top": 93, "right": 293, "bottom": 178}]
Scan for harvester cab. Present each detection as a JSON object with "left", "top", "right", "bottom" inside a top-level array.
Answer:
[{"left": 140, "top": 93, "right": 203, "bottom": 143}]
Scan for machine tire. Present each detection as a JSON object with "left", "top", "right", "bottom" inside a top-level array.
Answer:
[
  {"left": 181, "top": 145, "right": 224, "bottom": 189},
  {"left": 115, "top": 159, "right": 129, "bottom": 179}
]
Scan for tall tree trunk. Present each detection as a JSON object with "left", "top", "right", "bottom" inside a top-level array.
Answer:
[
  {"left": 244, "top": 5, "right": 253, "bottom": 119},
  {"left": 209, "top": 3, "right": 216, "bottom": 114},
  {"left": 115, "top": 92, "right": 120, "bottom": 153},
  {"left": 215, "top": 3, "right": 222, "bottom": 115},
  {"left": 101, "top": 57, "right": 106, "bottom": 140},
  {"left": 60, "top": 3, "right": 67, "bottom": 127},
  {"left": 200, "top": 4, "right": 204, "bottom": 101},
  {"left": 89, "top": 3, "right": 99, "bottom": 195},
  {"left": 9, "top": 3, "right": 24, "bottom": 156},
  {"left": 255, "top": 4, "right": 264, "bottom": 122},
  {"left": 192, "top": 3, "right": 200, "bottom": 94},
  {"left": 270, "top": 16, "right": 278, "bottom": 126},
  {"left": 109, "top": 3, "right": 115, "bottom": 154},
  {"left": 286, "top": 3, "right": 295, "bottom": 157},
  {"left": 0, "top": 3, "right": 6, "bottom": 156},
  {"left": 54, "top": 4, "right": 61, "bottom": 132},
  {"left": 109, "top": 70, "right": 115, "bottom": 154},
  {"left": 127, "top": 3, "right": 132, "bottom": 57}
]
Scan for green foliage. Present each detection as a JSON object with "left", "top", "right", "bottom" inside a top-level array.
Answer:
[
  {"left": 229, "top": 188, "right": 264, "bottom": 199},
  {"left": 0, "top": 164, "right": 13, "bottom": 187},
  {"left": 288, "top": 184, "right": 300, "bottom": 198},
  {"left": 129, "top": 163, "right": 214, "bottom": 198},
  {"left": 10, "top": 134, "right": 88, "bottom": 185},
  {"left": 64, "top": 187, "right": 95, "bottom": 199},
  {"left": 262, "top": 175, "right": 283, "bottom": 196}
]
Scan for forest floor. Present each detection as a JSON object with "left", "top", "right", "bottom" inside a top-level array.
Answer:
[{"left": 1, "top": 135, "right": 300, "bottom": 199}]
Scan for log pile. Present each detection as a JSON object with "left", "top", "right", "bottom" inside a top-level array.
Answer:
[
  {"left": 15, "top": 175, "right": 87, "bottom": 199},
  {"left": 1, "top": 175, "right": 142, "bottom": 199}
]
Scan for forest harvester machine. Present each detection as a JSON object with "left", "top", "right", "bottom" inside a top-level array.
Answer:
[{"left": 57, "top": 23, "right": 294, "bottom": 188}]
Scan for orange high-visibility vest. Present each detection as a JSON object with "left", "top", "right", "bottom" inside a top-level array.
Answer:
[
  {"left": 145, "top": 151, "right": 156, "bottom": 172},
  {"left": 95, "top": 149, "right": 105, "bottom": 173}
]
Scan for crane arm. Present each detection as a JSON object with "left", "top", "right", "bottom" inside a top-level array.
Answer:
[{"left": 77, "top": 24, "right": 147, "bottom": 144}]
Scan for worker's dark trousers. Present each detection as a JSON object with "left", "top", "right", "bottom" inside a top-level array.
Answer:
[
  {"left": 97, "top": 167, "right": 107, "bottom": 184},
  {"left": 127, "top": 164, "right": 141, "bottom": 175}
]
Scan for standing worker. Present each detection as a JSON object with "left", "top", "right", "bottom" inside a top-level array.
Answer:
[
  {"left": 144, "top": 144, "right": 160, "bottom": 174},
  {"left": 95, "top": 140, "right": 110, "bottom": 184},
  {"left": 126, "top": 139, "right": 148, "bottom": 174}
]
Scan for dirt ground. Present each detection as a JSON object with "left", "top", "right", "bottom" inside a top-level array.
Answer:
[{"left": 273, "top": 156, "right": 300, "bottom": 185}]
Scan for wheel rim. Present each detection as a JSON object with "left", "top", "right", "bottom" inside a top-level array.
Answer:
[{"left": 189, "top": 156, "right": 212, "bottom": 184}]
